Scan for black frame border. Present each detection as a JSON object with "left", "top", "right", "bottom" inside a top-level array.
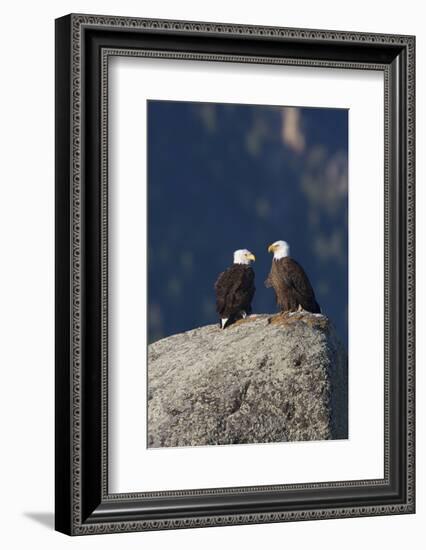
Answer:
[{"left": 55, "top": 14, "right": 415, "bottom": 535}]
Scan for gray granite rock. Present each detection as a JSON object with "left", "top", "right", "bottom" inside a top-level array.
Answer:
[{"left": 147, "top": 313, "right": 348, "bottom": 448}]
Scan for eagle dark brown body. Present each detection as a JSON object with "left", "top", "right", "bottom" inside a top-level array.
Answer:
[
  {"left": 215, "top": 264, "right": 255, "bottom": 328},
  {"left": 265, "top": 257, "right": 320, "bottom": 313}
]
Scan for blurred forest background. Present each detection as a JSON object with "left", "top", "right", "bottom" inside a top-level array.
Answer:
[{"left": 148, "top": 101, "right": 348, "bottom": 349}]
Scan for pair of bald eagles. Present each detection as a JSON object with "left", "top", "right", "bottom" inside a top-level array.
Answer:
[{"left": 215, "top": 240, "right": 321, "bottom": 329}]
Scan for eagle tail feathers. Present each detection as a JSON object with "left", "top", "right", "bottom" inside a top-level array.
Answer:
[{"left": 220, "top": 310, "right": 249, "bottom": 329}]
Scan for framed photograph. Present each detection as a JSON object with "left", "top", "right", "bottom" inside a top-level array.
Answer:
[{"left": 55, "top": 14, "right": 415, "bottom": 535}]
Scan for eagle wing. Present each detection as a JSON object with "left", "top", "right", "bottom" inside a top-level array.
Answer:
[
  {"left": 283, "top": 259, "right": 320, "bottom": 312},
  {"left": 215, "top": 265, "right": 255, "bottom": 317}
]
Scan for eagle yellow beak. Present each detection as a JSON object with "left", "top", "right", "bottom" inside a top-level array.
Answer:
[
  {"left": 247, "top": 253, "right": 256, "bottom": 261},
  {"left": 268, "top": 244, "right": 275, "bottom": 253}
]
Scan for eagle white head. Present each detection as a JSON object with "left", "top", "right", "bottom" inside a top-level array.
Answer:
[
  {"left": 268, "top": 240, "right": 290, "bottom": 260},
  {"left": 233, "top": 249, "right": 256, "bottom": 265}
]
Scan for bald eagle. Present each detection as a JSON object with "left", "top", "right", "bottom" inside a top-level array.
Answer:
[
  {"left": 265, "top": 240, "right": 320, "bottom": 314},
  {"left": 215, "top": 249, "right": 256, "bottom": 329}
]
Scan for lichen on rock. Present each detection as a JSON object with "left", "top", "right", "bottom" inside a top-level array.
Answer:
[{"left": 147, "top": 313, "right": 348, "bottom": 448}]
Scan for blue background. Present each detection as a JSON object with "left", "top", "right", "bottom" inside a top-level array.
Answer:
[{"left": 147, "top": 101, "right": 348, "bottom": 349}]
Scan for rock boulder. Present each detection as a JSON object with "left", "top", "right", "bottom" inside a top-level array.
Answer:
[{"left": 148, "top": 313, "right": 348, "bottom": 448}]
